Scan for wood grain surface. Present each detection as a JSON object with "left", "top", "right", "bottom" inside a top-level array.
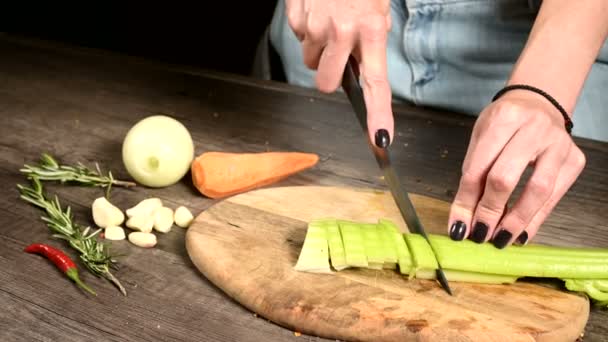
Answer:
[
  {"left": 0, "top": 33, "right": 606, "bottom": 341},
  {"left": 186, "top": 185, "right": 589, "bottom": 342}
]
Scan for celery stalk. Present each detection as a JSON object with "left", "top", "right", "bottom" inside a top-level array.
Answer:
[
  {"left": 594, "top": 280, "right": 608, "bottom": 292},
  {"left": 565, "top": 279, "right": 608, "bottom": 303},
  {"left": 293, "top": 222, "right": 331, "bottom": 273},
  {"left": 429, "top": 235, "right": 608, "bottom": 279},
  {"left": 294, "top": 217, "right": 608, "bottom": 306}
]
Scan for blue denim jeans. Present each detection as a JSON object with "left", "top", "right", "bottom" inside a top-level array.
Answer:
[{"left": 269, "top": 0, "right": 608, "bottom": 142}]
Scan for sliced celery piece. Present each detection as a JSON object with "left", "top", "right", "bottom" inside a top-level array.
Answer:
[
  {"left": 403, "top": 233, "right": 438, "bottom": 274},
  {"left": 293, "top": 222, "right": 331, "bottom": 273},
  {"left": 378, "top": 220, "right": 398, "bottom": 269},
  {"left": 415, "top": 269, "right": 518, "bottom": 284},
  {"left": 338, "top": 221, "right": 368, "bottom": 267},
  {"left": 313, "top": 219, "right": 348, "bottom": 271},
  {"left": 378, "top": 219, "right": 412, "bottom": 275},
  {"left": 361, "top": 223, "right": 385, "bottom": 268}
]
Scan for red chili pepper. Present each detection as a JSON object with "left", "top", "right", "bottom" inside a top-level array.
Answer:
[{"left": 24, "top": 243, "right": 96, "bottom": 296}]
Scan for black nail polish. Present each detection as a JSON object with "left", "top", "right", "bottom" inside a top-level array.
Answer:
[
  {"left": 470, "top": 222, "right": 488, "bottom": 243},
  {"left": 493, "top": 229, "right": 513, "bottom": 249},
  {"left": 374, "top": 129, "right": 390, "bottom": 148},
  {"left": 449, "top": 221, "right": 466, "bottom": 241},
  {"left": 516, "top": 231, "right": 529, "bottom": 245}
]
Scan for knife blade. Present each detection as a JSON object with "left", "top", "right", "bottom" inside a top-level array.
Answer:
[{"left": 341, "top": 57, "right": 453, "bottom": 296}]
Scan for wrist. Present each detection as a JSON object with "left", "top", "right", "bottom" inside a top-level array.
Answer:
[
  {"left": 505, "top": 76, "right": 575, "bottom": 119},
  {"left": 492, "top": 85, "right": 573, "bottom": 134}
]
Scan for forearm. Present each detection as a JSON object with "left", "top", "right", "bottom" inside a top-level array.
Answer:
[{"left": 507, "top": 0, "right": 608, "bottom": 115}]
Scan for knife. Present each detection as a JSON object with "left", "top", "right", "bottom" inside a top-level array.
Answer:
[{"left": 340, "top": 57, "right": 453, "bottom": 296}]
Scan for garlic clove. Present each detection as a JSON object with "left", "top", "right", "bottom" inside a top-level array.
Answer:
[
  {"left": 174, "top": 206, "right": 194, "bottom": 228},
  {"left": 126, "top": 198, "right": 163, "bottom": 218},
  {"left": 153, "top": 207, "right": 174, "bottom": 233},
  {"left": 126, "top": 214, "right": 154, "bottom": 233},
  {"left": 104, "top": 226, "right": 126, "bottom": 240},
  {"left": 128, "top": 232, "right": 157, "bottom": 248},
  {"left": 92, "top": 196, "right": 125, "bottom": 228}
]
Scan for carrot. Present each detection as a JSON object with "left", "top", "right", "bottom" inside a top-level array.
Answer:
[{"left": 191, "top": 151, "right": 319, "bottom": 199}]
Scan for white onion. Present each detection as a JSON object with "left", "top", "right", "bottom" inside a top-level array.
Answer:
[{"left": 122, "top": 115, "right": 194, "bottom": 187}]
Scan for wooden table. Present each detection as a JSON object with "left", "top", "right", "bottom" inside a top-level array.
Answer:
[{"left": 0, "top": 33, "right": 607, "bottom": 341}]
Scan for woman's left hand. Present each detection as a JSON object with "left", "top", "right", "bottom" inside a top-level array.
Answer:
[{"left": 447, "top": 89, "right": 586, "bottom": 248}]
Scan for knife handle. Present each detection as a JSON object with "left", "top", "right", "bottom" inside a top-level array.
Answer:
[{"left": 346, "top": 55, "right": 360, "bottom": 78}]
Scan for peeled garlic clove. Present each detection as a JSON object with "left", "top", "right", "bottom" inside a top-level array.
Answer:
[
  {"left": 126, "top": 198, "right": 163, "bottom": 218},
  {"left": 174, "top": 206, "right": 193, "bottom": 228},
  {"left": 92, "top": 197, "right": 125, "bottom": 228},
  {"left": 104, "top": 226, "right": 126, "bottom": 240},
  {"left": 153, "top": 207, "right": 174, "bottom": 233},
  {"left": 128, "top": 232, "right": 157, "bottom": 248},
  {"left": 126, "top": 214, "right": 154, "bottom": 233}
]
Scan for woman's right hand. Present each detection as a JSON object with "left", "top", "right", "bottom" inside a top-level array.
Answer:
[{"left": 285, "top": 0, "right": 395, "bottom": 147}]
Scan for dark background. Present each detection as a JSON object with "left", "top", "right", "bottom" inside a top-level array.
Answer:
[{"left": 2, "top": 2, "right": 280, "bottom": 76}]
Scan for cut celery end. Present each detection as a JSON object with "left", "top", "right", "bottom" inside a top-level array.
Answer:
[
  {"left": 293, "top": 223, "right": 331, "bottom": 273},
  {"left": 339, "top": 221, "right": 368, "bottom": 268},
  {"left": 383, "top": 262, "right": 397, "bottom": 270},
  {"left": 415, "top": 268, "right": 518, "bottom": 284},
  {"left": 368, "top": 262, "right": 384, "bottom": 270},
  {"left": 378, "top": 219, "right": 412, "bottom": 275}
]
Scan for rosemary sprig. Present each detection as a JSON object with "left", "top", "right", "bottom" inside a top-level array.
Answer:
[
  {"left": 17, "top": 177, "right": 127, "bottom": 296},
  {"left": 20, "top": 153, "right": 136, "bottom": 198}
]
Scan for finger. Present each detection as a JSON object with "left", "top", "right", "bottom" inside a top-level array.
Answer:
[
  {"left": 447, "top": 105, "right": 522, "bottom": 241},
  {"left": 316, "top": 20, "right": 356, "bottom": 93},
  {"left": 301, "top": 39, "right": 325, "bottom": 70},
  {"left": 301, "top": 10, "right": 328, "bottom": 70},
  {"left": 515, "top": 144, "right": 586, "bottom": 244},
  {"left": 357, "top": 15, "right": 393, "bottom": 148},
  {"left": 465, "top": 128, "right": 538, "bottom": 244},
  {"left": 286, "top": 0, "right": 306, "bottom": 41},
  {"left": 489, "top": 138, "right": 570, "bottom": 248}
]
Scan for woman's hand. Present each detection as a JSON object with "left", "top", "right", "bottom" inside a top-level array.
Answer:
[
  {"left": 447, "top": 90, "right": 586, "bottom": 248},
  {"left": 285, "top": 0, "right": 394, "bottom": 147}
]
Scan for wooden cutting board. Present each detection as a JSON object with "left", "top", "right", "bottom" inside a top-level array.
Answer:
[{"left": 185, "top": 185, "right": 589, "bottom": 342}]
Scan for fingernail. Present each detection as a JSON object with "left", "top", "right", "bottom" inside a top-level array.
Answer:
[
  {"left": 493, "top": 229, "right": 512, "bottom": 249},
  {"left": 470, "top": 222, "right": 488, "bottom": 243},
  {"left": 374, "top": 129, "right": 390, "bottom": 148},
  {"left": 516, "top": 231, "right": 529, "bottom": 245},
  {"left": 449, "top": 221, "right": 466, "bottom": 241}
]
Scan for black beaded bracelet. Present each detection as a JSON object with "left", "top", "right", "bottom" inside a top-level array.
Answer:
[{"left": 491, "top": 84, "right": 573, "bottom": 134}]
